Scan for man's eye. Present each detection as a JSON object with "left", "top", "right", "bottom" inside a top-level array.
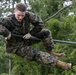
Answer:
[{"left": 18, "top": 15, "right": 20, "bottom": 16}]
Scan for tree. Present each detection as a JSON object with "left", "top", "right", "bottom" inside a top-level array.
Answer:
[{"left": 0, "top": 0, "right": 76, "bottom": 75}]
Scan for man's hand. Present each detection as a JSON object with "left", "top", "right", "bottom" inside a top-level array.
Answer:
[
  {"left": 23, "top": 33, "right": 31, "bottom": 39},
  {"left": 5, "top": 32, "right": 11, "bottom": 40}
]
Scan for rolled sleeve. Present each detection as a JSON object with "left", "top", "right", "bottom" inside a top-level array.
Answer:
[
  {"left": 0, "top": 23, "right": 10, "bottom": 37},
  {"left": 0, "top": 17, "right": 11, "bottom": 37}
]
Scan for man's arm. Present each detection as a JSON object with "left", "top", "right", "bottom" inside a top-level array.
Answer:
[
  {"left": 0, "top": 18, "right": 11, "bottom": 39},
  {"left": 27, "top": 12, "right": 44, "bottom": 35}
]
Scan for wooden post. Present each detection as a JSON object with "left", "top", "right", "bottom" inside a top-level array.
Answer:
[{"left": 9, "top": 54, "right": 12, "bottom": 75}]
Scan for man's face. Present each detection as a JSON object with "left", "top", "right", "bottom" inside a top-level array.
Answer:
[{"left": 14, "top": 9, "right": 25, "bottom": 22}]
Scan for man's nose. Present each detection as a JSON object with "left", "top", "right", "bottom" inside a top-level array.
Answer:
[{"left": 19, "top": 16, "right": 23, "bottom": 19}]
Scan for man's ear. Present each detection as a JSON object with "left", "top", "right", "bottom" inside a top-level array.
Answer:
[{"left": 14, "top": 9, "right": 17, "bottom": 13}]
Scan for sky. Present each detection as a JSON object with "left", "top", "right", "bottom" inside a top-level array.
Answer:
[{"left": 21, "top": 0, "right": 25, "bottom": 3}]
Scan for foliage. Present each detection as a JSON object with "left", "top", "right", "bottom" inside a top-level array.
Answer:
[
  {"left": 0, "top": 0, "right": 76, "bottom": 75},
  {"left": 11, "top": 15, "right": 76, "bottom": 75},
  {"left": 0, "top": 73, "right": 8, "bottom": 75},
  {"left": 28, "top": 0, "right": 62, "bottom": 21},
  {"left": 0, "top": 36, "right": 9, "bottom": 74}
]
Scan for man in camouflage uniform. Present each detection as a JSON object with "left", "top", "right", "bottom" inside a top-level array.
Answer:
[{"left": 0, "top": 3, "right": 72, "bottom": 70}]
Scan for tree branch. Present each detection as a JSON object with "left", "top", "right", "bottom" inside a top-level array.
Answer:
[{"left": 44, "top": 5, "right": 72, "bottom": 22}]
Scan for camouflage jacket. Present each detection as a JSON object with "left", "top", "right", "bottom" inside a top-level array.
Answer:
[{"left": 0, "top": 12, "right": 44, "bottom": 48}]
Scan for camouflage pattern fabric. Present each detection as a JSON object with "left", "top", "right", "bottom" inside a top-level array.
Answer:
[
  {"left": 6, "top": 42, "right": 57, "bottom": 66},
  {"left": 20, "top": 29, "right": 54, "bottom": 51},
  {"left": 0, "top": 11, "right": 56, "bottom": 66},
  {"left": 0, "top": 11, "right": 54, "bottom": 51}
]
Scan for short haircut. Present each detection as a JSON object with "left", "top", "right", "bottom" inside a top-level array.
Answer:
[{"left": 15, "top": 3, "right": 26, "bottom": 12}]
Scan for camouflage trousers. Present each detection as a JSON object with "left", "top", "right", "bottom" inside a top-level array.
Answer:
[
  {"left": 7, "top": 44, "right": 57, "bottom": 66},
  {"left": 6, "top": 29, "right": 57, "bottom": 66}
]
